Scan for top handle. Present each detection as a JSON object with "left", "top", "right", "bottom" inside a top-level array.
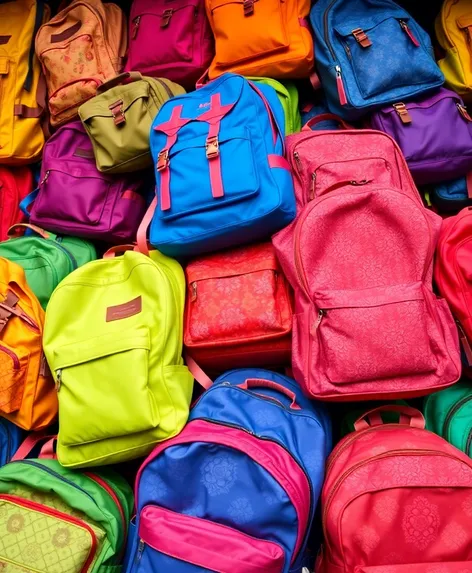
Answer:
[
  {"left": 238, "top": 379, "right": 301, "bottom": 410},
  {"left": 302, "top": 113, "right": 353, "bottom": 131},
  {"left": 354, "top": 405, "right": 425, "bottom": 432},
  {"left": 97, "top": 71, "right": 143, "bottom": 94}
]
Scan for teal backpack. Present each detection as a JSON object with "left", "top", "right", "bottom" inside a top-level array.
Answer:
[
  {"left": 425, "top": 380, "right": 472, "bottom": 456},
  {"left": 248, "top": 77, "right": 301, "bottom": 134},
  {"left": 0, "top": 224, "right": 96, "bottom": 309},
  {"left": 0, "top": 455, "right": 133, "bottom": 572}
]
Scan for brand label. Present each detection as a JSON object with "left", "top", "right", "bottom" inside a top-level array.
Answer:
[
  {"left": 106, "top": 296, "right": 142, "bottom": 322},
  {"left": 199, "top": 102, "right": 211, "bottom": 108}
]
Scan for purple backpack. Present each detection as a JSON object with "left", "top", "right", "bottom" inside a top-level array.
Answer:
[
  {"left": 125, "top": 0, "right": 214, "bottom": 90},
  {"left": 21, "top": 122, "right": 146, "bottom": 244},
  {"left": 371, "top": 88, "right": 472, "bottom": 185}
]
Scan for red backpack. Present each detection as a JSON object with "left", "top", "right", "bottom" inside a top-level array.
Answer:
[
  {"left": 318, "top": 406, "right": 472, "bottom": 572},
  {"left": 0, "top": 167, "right": 33, "bottom": 242},
  {"left": 272, "top": 117, "right": 461, "bottom": 401},
  {"left": 435, "top": 207, "right": 472, "bottom": 366}
]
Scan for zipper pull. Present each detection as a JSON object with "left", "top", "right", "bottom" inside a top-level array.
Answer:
[
  {"left": 399, "top": 20, "right": 420, "bottom": 47},
  {"left": 313, "top": 309, "right": 325, "bottom": 333},
  {"left": 55, "top": 369, "right": 62, "bottom": 392},
  {"left": 191, "top": 282, "right": 197, "bottom": 302},
  {"left": 135, "top": 539, "right": 145, "bottom": 563},
  {"left": 457, "top": 102, "right": 472, "bottom": 122},
  {"left": 335, "top": 66, "right": 348, "bottom": 106},
  {"left": 132, "top": 16, "right": 141, "bottom": 39},
  {"left": 310, "top": 172, "right": 316, "bottom": 201},
  {"left": 39, "top": 170, "right": 50, "bottom": 186},
  {"left": 293, "top": 151, "right": 302, "bottom": 172},
  {"left": 161, "top": 9, "right": 173, "bottom": 28},
  {"left": 40, "top": 353, "right": 49, "bottom": 377}
]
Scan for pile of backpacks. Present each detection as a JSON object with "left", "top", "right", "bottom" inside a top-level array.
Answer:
[{"left": 2, "top": 0, "right": 472, "bottom": 571}]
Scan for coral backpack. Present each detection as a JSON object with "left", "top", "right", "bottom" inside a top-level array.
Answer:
[
  {"left": 318, "top": 406, "right": 472, "bottom": 572},
  {"left": 127, "top": 369, "right": 331, "bottom": 573},
  {"left": 35, "top": 0, "right": 127, "bottom": 126},
  {"left": 0, "top": 167, "right": 33, "bottom": 242},
  {"left": 0, "top": 257, "right": 57, "bottom": 431},
  {"left": 273, "top": 124, "right": 461, "bottom": 401}
]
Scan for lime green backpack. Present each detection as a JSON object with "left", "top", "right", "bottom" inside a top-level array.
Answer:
[
  {"left": 0, "top": 224, "right": 96, "bottom": 309},
  {"left": 43, "top": 247, "right": 194, "bottom": 469},
  {"left": 425, "top": 380, "right": 472, "bottom": 456},
  {"left": 248, "top": 77, "right": 301, "bottom": 134},
  {"left": 0, "top": 457, "right": 133, "bottom": 573}
]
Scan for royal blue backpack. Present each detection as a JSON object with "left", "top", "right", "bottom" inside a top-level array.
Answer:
[
  {"left": 310, "top": 0, "right": 444, "bottom": 119},
  {"left": 138, "top": 73, "right": 296, "bottom": 257},
  {"left": 430, "top": 176, "right": 472, "bottom": 213},
  {"left": 0, "top": 419, "right": 22, "bottom": 466},
  {"left": 126, "top": 369, "right": 331, "bottom": 573}
]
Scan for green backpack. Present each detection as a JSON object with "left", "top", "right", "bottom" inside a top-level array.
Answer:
[
  {"left": 425, "top": 380, "right": 472, "bottom": 456},
  {"left": 0, "top": 457, "right": 133, "bottom": 572},
  {"left": 0, "top": 224, "right": 96, "bottom": 309},
  {"left": 248, "top": 77, "right": 301, "bottom": 135}
]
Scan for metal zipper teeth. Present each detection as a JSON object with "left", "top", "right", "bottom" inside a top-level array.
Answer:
[
  {"left": 323, "top": 0, "right": 338, "bottom": 61},
  {"left": 442, "top": 394, "right": 472, "bottom": 441},
  {"left": 195, "top": 417, "right": 313, "bottom": 563}
]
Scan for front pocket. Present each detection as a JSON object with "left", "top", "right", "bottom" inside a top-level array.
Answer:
[
  {"left": 54, "top": 327, "right": 158, "bottom": 446},
  {"left": 315, "top": 283, "right": 437, "bottom": 384},
  {"left": 157, "top": 129, "right": 259, "bottom": 221},
  {"left": 336, "top": 17, "right": 438, "bottom": 99},
  {"left": 457, "top": 16, "right": 472, "bottom": 60},
  {"left": 0, "top": 343, "right": 26, "bottom": 414},
  {"left": 0, "top": 495, "right": 98, "bottom": 573},
  {"left": 209, "top": 0, "right": 289, "bottom": 66},
  {"left": 135, "top": 505, "right": 285, "bottom": 573},
  {"left": 357, "top": 564, "right": 472, "bottom": 572},
  {"left": 33, "top": 168, "right": 111, "bottom": 227}
]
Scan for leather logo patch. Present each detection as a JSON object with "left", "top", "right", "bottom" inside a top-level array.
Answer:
[
  {"left": 106, "top": 296, "right": 142, "bottom": 322},
  {"left": 0, "top": 36, "right": 11, "bottom": 45}
]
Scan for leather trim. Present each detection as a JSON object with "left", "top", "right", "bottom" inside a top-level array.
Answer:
[
  {"left": 106, "top": 296, "right": 142, "bottom": 322},
  {"left": 0, "top": 36, "right": 11, "bottom": 45},
  {"left": 50, "top": 21, "right": 81, "bottom": 43}
]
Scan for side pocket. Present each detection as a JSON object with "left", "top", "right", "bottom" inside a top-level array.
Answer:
[{"left": 160, "top": 365, "right": 194, "bottom": 437}]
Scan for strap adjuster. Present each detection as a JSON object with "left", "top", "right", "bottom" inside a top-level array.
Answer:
[
  {"left": 109, "top": 100, "right": 125, "bottom": 126},
  {"left": 393, "top": 102, "right": 412, "bottom": 124},
  {"left": 157, "top": 149, "right": 169, "bottom": 171},
  {"left": 206, "top": 136, "right": 219, "bottom": 159},
  {"left": 161, "top": 8, "right": 173, "bottom": 27},
  {"left": 352, "top": 28, "right": 372, "bottom": 48},
  {"left": 244, "top": 0, "right": 254, "bottom": 16}
]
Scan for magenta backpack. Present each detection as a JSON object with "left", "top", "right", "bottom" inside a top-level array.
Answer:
[
  {"left": 125, "top": 0, "right": 214, "bottom": 89},
  {"left": 20, "top": 122, "right": 146, "bottom": 244}
]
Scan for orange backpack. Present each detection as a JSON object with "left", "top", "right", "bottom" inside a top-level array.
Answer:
[
  {"left": 35, "top": 0, "right": 127, "bottom": 126},
  {"left": 0, "top": 257, "right": 57, "bottom": 431},
  {"left": 205, "top": 0, "right": 313, "bottom": 80}
]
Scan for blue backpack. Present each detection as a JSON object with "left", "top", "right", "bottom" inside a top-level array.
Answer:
[
  {"left": 430, "top": 176, "right": 472, "bottom": 213},
  {"left": 126, "top": 369, "right": 331, "bottom": 573},
  {"left": 0, "top": 419, "right": 22, "bottom": 466},
  {"left": 139, "top": 73, "right": 296, "bottom": 257},
  {"left": 310, "top": 0, "right": 444, "bottom": 119}
]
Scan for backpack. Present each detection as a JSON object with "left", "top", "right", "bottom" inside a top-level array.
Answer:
[
  {"left": 249, "top": 77, "right": 302, "bottom": 135},
  {"left": 139, "top": 73, "right": 296, "bottom": 257},
  {"left": 0, "top": 456, "right": 133, "bottom": 573},
  {"left": 0, "top": 0, "right": 49, "bottom": 165},
  {"left": 430, "top": 175, "right": 472, "bottom": 214},
  {"left": 310, "top": 0, "right": 444, "bottom": 119},
  {"left": 184, "top": 242, "right": 293, "bottom": 371},
  {"left": 78, "top": 72, "right": 185, "bottom": 174},
  {"left": 0, "top": 167, "right": 33, "bottom": 242},
  {"left": 318, "top": 405, "right": 472, "bottom": 572},
  {"left": 0, "top": 419, "right": 22, "bottom": 467},
  {"left": 205, "top": 0, "right": 313, "bottom": 80},
  {"left": 425, "top": 380, "right": 472, "bottom": 457},
  {"left": 436, "top": 0, "right": 472, "bottom": 103},
  {"left": 272, "top": 126, "right": 461, "bottom": 401},
  {"left": 370, "top": 87, "right": 472, "bottom": 185},
  {"left": 20, "top": 121, "right": 147, "bottom": 243},
  {"left": 43, "top": 247, "right": 194, "bottom": 469},
  {"left": 0, "top": 224, "right": 96, "bottom": 310},
  {"left": 0, "top": 257, "right": 57, "bottom": 431},
  {"left": 35, "top": 0, "right": 127, "bottom": 127},
  {"left": 125, "top": 0, "right": 214, "bottom": 90},
  {"left": 127, "top": 368, "right": 331, "bottom": 573}
]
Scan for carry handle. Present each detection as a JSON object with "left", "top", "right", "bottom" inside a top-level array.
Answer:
[
  {"left": 185, "top": 353, "right": 213, "bottom": 390},
  {"left": 19, "top": 188, "right": 39, "bottom": 217},
  {"left": 97, "top": 71, "right": 143, "bottom": 94},
  {"left": 302, "top": 113, "right": 352, "bottom": 131},
  {"left": 238, "top": 379, "right": 301, "bottom": 410},
  {"left": 7, "top": 223, "right": 53, "bottom": 240},
  {"left": 103, "top": 244, "right": 140, "bottom": 259},
  {"left": 11, "top": 432, "right": 57, "bottom": 461},
  {"left": 354, "top": 405, "right": 425, "bottom": 432}
]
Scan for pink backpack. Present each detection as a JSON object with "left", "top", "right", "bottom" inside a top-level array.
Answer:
[
  {"left": 318, "top": 406, "right": 472, "bottom": 572},
  {"left": 125, "top": 0, "right": 214, "bottom": 89},
  {"left": 272, "top": 117, "right": 461, "bottom": 401}
]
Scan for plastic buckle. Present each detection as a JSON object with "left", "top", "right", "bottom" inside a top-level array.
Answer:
[
  {"left": 244, "top": 0, "right": 254, "bottom": 16},
  {"left": 205, "top": 136, "right": 219, "bottom": 159},
  {"left": 352, "top": 28, "right": 372, "bottom": 48},
  {"left": 161, "top": 8, "right": 173, "bottom": 28},
  {"left": 393, "top": 102, "right": 412, "bottom": 124},
  {"left": 109, "top": 100, "right": 126, "bottom": 126},
  {"left": 157, "top": 149, "right": 169, "bottom": 171}
]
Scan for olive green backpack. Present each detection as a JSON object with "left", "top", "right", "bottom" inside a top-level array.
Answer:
[
  {"left": 248, "top": 77, "right": 301, "bottom": 134},
  {"left": 78, "top": 72, "right": 185, "bottom": 174}
]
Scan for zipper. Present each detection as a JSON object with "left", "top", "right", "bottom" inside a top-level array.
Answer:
[
  {"left": 0, "top": 345, "right": 20, "bottom": 369},
  {"left": 190, "top": 281, "right": 197, "bottom": 301},
  {"left": 467, "top": 429, "right": 472, "bottom": 456},
  {"left": 135, "top": 539, "right": 145, "bottom": 563},
  {"left": 443, "top": 394, "right": 472, "bottom": 441},
  {"left": 323, "top": 0, "right": 338, "bottom": 61},
  {"left": 310, "top": 173, "right": 316, "bottom": 201},
  {"left": 399, "top": 19, "right": 420, "bottom": 47},
  {"left": 0, "top": 494, "right": 97, "bottom": 572},
  {"left": 53, "top": 241, "right": 77, "bottom": 271},
  {"left": 132, "top": 16, "right": 141, "bottom": 39},
  {"left": 154, "top": 77, "right": 174, "bottom": 100},
  {"left": 293, "top": 151, "right": 302, "bottom": 172},
  {"left": 335, "top": 66, "right": 347, "bottom": 106}
]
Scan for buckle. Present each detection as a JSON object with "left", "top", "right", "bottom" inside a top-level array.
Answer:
[
  {"left": 206, "top": 136, "right": 219, "bottom": 159},
  {"left": 157, "top": 149, "right": 169, "bottom": 171},
  {"left": 243, "top": 0, "right": 254, "bottom": 16},
  {"left": 393, "top": 102, "right": 412, "bottom": 124},
  {"left": 109, "top": 100, "right": 125, "bottom": 126},
  {"left": 161, "top": 8, "right": 173, "bottom": 27},
  {"left": 352, "top": 28, "right": 372, "bottom": 48}
]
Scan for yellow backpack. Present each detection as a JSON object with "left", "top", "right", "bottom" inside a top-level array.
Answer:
[
  {"left": 436, "top": 0, "right": 472, "bottom": 101},
  {"left": 0, "top": 0, "right": 49, "bottom": 165},
  {"left": 43, "top": 247, "right": 194, "bottom": 468}
]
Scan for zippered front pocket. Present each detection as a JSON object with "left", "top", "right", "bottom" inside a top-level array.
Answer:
[
  {"left": 54, "top": 327, "right": 158, "bottom": 446},
  {"left": 0, "top": 494, "right": 99, "bottom": 572},
  {"left": 134, "top": 505, "right": 285, "bottom": 572},
  {"left": 209, "top": 0, "right": 289, "bottom": 66},
  {"left": 314, "top": 283, "right": 438, "bottom": 384},
  {"left": 335, "top": 17, "right": 439, "bottom": 99}
]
